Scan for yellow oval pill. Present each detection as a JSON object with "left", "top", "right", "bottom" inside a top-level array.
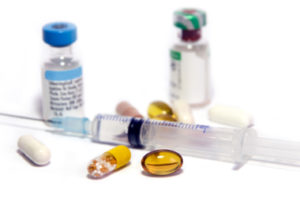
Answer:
[
  {"left": 147, "top": 101, "right": 177, "bottom": 121},
  {"left": 141, "top": 149, "right": 183, "bottom": 176}
]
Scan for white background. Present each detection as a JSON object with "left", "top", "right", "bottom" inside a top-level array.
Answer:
[{"left": 1, "top": 0, "right": 300, "bottom": 196}]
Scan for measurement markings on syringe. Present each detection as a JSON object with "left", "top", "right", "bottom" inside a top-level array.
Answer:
[
  {"left": 96, "top": 114, "right": 133, "bottom": 123},
  {"left": 144, "top": 119, "right": 209, "bottom": 133}
]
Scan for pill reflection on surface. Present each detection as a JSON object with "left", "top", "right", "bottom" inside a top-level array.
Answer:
[
  {"left": 141, "top": 149, "right": 183, "bottom": 176},
  {"left": 18, "top": 135, "right": 51, "bottom": 166}
]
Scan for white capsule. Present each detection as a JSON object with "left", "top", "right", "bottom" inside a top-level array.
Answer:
[
  {"left": 18, "top": 135, "right": 51, "bottom": 166},
  {"left": 173, "top": 99, "right": 194, "bottom": 124},
  {"left": 208, "top": 105, "right": 253, "bottom": 128}
]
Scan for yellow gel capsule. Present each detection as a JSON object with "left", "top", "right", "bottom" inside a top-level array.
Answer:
[
  {"left": 141, "top": 149, "right": 183, "bottom": 176},
  {"left": 148, "top": 101, "right": 177, "bottom": 121},
  {"left": 87, "top": 145, "right": 131, "bottom": 178}
]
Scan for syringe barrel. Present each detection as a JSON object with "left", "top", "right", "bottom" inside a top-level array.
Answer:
[
  {"left": 246, "top": 137, "right": 300, "bottom": 167},
  {"left": 50, "top": 114, "right": 300, "bottom": 167},
  {"left": 90, "top": 114, "right": 133, "bottom": 146},
  {"left": 90, "top": 114, "right": 253, "bottom": 163},
  {"left": 139, "top": 119, "right": 256, "bottom": 163}
]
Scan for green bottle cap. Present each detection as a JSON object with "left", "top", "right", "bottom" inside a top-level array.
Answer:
[{"left": 174, "top": 9, "right": 206, "bottom": 30}]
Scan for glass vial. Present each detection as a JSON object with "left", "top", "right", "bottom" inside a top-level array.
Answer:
[
  {"left": 42, "top": 22, "right": 84, "bottom": 120},
  {"left": 170, "top": 9, "right": 210, "bottom": 107}
]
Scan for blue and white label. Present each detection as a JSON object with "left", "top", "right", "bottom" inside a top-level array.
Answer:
[
  {"left": 45, "top": 67, "right": 82, "bottom": 81},
  {"left": 42, "top": 66, "right": 84, "bottom": 118}
]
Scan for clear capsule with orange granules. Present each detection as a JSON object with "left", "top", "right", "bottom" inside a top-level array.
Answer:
[
  {"left": 87, "top": 145, "right": 131, "bottom": 178},
  {"left": 141, "top": 149, "right": 183, "bottom": 176}
]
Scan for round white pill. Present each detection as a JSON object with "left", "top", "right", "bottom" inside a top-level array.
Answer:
[
  {"left": 208, "top": 105, "right": 253, "bottom": 128},
  {"left": 18, "top": 135, "right": 51, "bottom": 165},
  {"left": 173, "top": 99, "right": 194, "bottom": 124}
]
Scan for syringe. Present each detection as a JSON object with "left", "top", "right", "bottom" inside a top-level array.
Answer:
[{"left": 2, "top": 112, "right": 300, "bottom": 168}]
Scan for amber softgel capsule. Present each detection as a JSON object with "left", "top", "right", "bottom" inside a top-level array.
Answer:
[
  {"left": 87, "top": 145, "right": 131, "bottom": 178},
  {"left": 147, "top": 101, "right": 177, "bottom": 121},
  {"left": 141, "top": 149, "right": 183, "bottom": 176}
]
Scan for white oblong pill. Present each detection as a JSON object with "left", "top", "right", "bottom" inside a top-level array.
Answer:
[
  {"left": 208, "top": 105, "right": 253, "bottom": 128},
  {"left": 173, "top": 99, "right": 194, "bottom": 124},
  {"left": 18, "top": 135, "right": 51, "bottom": 165}
]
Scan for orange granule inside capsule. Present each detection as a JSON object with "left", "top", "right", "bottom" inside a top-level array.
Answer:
[{"left": 87, "top": 145, "right": 131, "bottom": 178}]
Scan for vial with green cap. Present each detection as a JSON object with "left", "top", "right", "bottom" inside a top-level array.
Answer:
[
  {"left": 170, "top": 9, "right": 210, "bottom": 107},
  {"left": 42, "top": 22, "right": 84, "bottom": 120}
]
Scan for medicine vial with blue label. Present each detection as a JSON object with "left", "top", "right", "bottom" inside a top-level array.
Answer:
[
  {"left": 170, "top": 9, "right": 210, "bottom": 107},
  {"left": 42, "top": 22, "right": 84, "bottom": 120}
]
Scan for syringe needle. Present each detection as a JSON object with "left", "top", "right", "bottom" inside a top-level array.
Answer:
[{"left": 0, "top": 112, "right": 61, "bottom": 124}]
